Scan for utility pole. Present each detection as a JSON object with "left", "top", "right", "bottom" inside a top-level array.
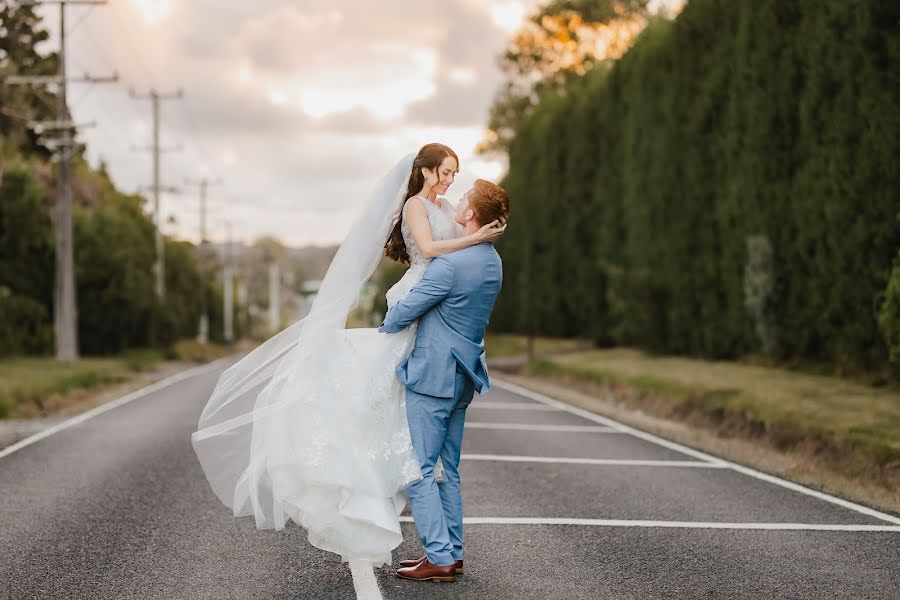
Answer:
[
  {"left": 130, "top": 88, "right": 182, "bottom": 298},
  {"left": 268, "top": 263, "right": 280, "bottom": 334},
  {"left": 223, "top": 220, "right": 234, "bottom": 343},
  {"left": 183, "top": 177, "right": 222, "bottom": 343},
  {"left": 5, "top": 0, "right": 117, "bottom": 362}
]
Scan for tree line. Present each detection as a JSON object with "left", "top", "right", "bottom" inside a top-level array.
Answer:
[
  {"left": 0, "top": 157, "right": 239, "bottom": 357},
  {"left": 0, "top": 4, "right": 238, "bottom": 357},
  {"left": 492, "top": 0, "right": 900, "bottom": 374}
]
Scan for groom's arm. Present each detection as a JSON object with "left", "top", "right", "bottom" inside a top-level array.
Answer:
[{"left": 378, "top": 257, "right": 454, "bottom": 333}]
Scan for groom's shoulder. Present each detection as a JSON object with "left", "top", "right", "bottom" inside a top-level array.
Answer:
[
  {"left": 442, "top": 245, "right": 500, "bottom": 278},
  {"left": 444, "top": 243, "right": 491, "bottom": 263}
]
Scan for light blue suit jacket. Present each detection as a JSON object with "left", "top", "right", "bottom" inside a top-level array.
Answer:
[{"left": 378, "top": 243, "right": 503, "bottom": 399}]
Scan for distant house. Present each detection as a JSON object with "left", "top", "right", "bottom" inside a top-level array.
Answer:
[{"left": 300, "top": 279, "right": 322, "bottom": 296}]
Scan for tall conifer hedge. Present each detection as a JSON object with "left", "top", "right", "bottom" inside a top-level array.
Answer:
[{"left": 493, "top": 0, "right": 900, "bottom": 370}]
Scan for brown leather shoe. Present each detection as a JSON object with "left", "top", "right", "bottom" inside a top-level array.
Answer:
[
  {"left": 399, "top": 556, "right": 464, "bottom": 573},
  {"left": 395, "top": 559, "right": 457, "bottom": 582}
]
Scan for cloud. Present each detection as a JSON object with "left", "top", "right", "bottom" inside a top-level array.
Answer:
[
  {"left": 404, "top": 2, "right": 506, "bottom": 126},
  {"left": 51, "top": 0, "right": 516, "bottom": 245}
]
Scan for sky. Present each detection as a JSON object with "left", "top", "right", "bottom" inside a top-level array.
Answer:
[{"left": 35, "top": 0, "right": 682, "bottom": 247}]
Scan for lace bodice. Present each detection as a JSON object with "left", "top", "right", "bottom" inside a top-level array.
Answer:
[
  {"left": 401, "top": 196, "right": 461, "bottom": 266},
  {"left": 386, "top": 196, "right": 462, "bottom": 308}
]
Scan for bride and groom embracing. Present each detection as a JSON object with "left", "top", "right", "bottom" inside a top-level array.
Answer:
[{"left": 191, "top": 143, "right": 510, "bottom": 583}]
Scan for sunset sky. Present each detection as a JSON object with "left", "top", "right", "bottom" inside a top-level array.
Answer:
[{"left": 36, "top": 0, "right": 683, "bottom": 246}]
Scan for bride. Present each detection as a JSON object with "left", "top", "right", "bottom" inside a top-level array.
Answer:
[{"left": 190, "top": 143, "right": 505, "bottom": 567}]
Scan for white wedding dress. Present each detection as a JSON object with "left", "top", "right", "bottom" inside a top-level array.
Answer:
[
  {"left": 191, "top": 175, "right": 462, "bottom": 567},
  {"left": 268, "top": 196, "right": 461, "bottom": 564}
]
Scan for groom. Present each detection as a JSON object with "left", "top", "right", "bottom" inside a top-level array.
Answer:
[{"left": 378, "top": 179, "right": 509, "bottom": 582}]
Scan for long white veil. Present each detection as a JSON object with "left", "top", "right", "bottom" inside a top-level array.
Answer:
[{"left": 191, "top": 153, "right": 416, "bottom": 526}]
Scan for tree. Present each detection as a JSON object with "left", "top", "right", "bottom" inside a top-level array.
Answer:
[
  {"left": 0, "top": 2, "right": 59, "bottom": 158},
  {"left": 0, "top": 158, "right": 53, "bottom": 355},
  {"left": 478, "top": 0, "right": 650, "bottom": 154},
  {"left": 74, "top": 194, "right": 158, "bottom": 353}
]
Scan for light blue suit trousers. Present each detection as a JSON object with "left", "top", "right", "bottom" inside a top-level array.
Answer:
[{"left": 404, "top": 368, "right": 474, "bottom": 565}]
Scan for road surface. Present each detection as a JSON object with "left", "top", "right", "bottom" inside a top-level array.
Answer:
[{"left": 1, "top": 358, "right": 898, "bottom": 599}]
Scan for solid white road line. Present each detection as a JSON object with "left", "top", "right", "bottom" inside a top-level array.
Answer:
[
  {"left": 470, "top": 401, "right": 563, "bottom": 411},
  {"left": 397, "top": 516, "right": 900, "bottom": 532},
  {"left": 466, "top": 422, "right": 621, "bottom": 432},
  {"left": 491, "top": 379, "right": 900, "bottom": 526},
  {"left": 0, "top": 356, "right": 236, "bottom": 460},
  {"left": 348, "top": 561, "right": 383, "bottom": 600},
  {"left": 461, "top": 454, "right": 728, "bottom": 468}
]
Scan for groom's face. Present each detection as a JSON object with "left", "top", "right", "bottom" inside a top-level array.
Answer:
[{"left": 455, "top": 189, "right": 475, "bottom": 226}]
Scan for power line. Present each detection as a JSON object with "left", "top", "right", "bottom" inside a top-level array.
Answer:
[
  {"left": 67, "top": 4, "right": 213, "bottom": 247},
  {"left": 107, "top": 0, "right": 158, "bottom": 86},
  {"left": 68, "top": 78, "right": 96, "bottom": 109},
  {"left": 65, "top": 3, "right": 95, "bottom": 35}
]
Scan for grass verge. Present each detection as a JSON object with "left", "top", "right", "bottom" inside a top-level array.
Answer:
[
  {"left": 484, "top": 333, "right": 590, "bottom": 358},
  {"left": 0, "top": 340, "right": 240, "bottom": 420}
]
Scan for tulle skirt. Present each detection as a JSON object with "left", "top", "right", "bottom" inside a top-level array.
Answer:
[{"left": 192, "top": 325, "right": 422, "bottom": 566}]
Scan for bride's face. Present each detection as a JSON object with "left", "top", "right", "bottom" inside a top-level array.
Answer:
[{"left": 431, "top": 156, "right": 458, "bottom": 196}]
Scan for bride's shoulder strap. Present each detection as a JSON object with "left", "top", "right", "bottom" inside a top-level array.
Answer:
[{"left": 403, "top": 195, "right": 428, "bottom": 217}]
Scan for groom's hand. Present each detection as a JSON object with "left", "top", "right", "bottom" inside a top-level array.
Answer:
[
  {"left": 378, "top": 311, "right": 396, "bottom": 333},
  {"left": 378, "top": 309, "right": 393, "bottom": 333},
  {"left": 378, "top": 322, "right": 402, "bottom": 334}
]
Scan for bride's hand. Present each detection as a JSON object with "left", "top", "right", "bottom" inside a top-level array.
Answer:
[{"left": 473, "top": 220, "right": 507, "bottom": 243}]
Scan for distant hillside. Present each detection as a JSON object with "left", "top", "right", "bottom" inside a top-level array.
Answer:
[
  {"left": 206, "top": 241, "right": 338, "bottom": 282},
  {"left": 287, "top": 245, "right": 339, "bottom": 281}
]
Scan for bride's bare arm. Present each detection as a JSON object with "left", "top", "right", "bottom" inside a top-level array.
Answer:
[{"left": 405, "top": 198, "right": 505, "bottom": 259}]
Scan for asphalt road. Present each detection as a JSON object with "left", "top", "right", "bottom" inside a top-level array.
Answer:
[{"left": 1, "top": 358, "right": 898, "bottom": 600}]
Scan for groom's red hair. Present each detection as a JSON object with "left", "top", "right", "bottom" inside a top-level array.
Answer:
[{"left": 469, "top": 179, "right": 509, "bottom": 226}]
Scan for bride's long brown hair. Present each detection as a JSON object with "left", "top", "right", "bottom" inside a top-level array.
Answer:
[{"left": 384, "top": 143, "right": 459, "bottom": 264}]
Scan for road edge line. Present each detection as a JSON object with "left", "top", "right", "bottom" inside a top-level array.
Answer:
[
  {"left": 491, "top": 378, "right": 900, "bottom": 526},
  {"left": 0, "top": 355, "right": 236, "bottom": 460}
]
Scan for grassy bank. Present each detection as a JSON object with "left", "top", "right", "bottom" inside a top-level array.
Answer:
[
  {"left": 485, "top": 335, "right": 900, "bottom": 508},
  {"left": 484, "top": 334, "right": 590, "bottom": 358},
  {"left": 0, "top": 340, "right": 239, "bottom": 419}
]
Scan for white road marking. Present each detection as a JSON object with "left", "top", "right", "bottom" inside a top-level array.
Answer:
[
  {"left": 398, "top": 516, "right": 900, "bottom": 532},
  {"left": 0, "top": 357, "right": 236, "bottom": 460},
  {"left": 466, "top": 422, "right": 621, "bottom": 432},
  {"left": 470, "top": 401, "right": 562, "bottom": 411},
  {"left": 491, "top": 379, "right": 900, "bottom": 526},
  {"left": 0, "top": 355, "right": 389, "bottom": 600},
  {"left": 461, "top": 454, "right": 728, "bottom": 467},
  {"left": 349, "top": 560, "right": 383, "bottom": 600}
]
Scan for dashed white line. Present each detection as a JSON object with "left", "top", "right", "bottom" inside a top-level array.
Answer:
[
  {"left": 461, "top": 454, "right": 728, "bottom": 467},
  {"left": 398, "top": 516, "right": 900, "bottom": 532},
  {"left": 491, "top": 379, "right": 900, "bottom": 526},
  {"left": 349, "top": 560, "right": 383, "bottom": 600},
  {"left": 466, "top": 422, "right": 622, "bottom": 432}
]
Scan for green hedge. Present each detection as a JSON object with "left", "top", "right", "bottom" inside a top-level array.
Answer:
[
  {"left": 0, "top": 159, "right": 54, "bottom": 355},
  {"left": 0, "top": 157, "right": 232, "bottom": 356},
  {"left": 493, "top": 0, "right": 900, "bottom": 371},
  {"left": 878, "top": 252, "right": 900, "bottom": 372},
  {"left": 0, "top": 289, "right": 52, "bottom": 355}
]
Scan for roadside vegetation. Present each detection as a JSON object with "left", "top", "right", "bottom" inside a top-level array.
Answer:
[{"left": 0, "top": 340, "right": 239, "bottom": 419}]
